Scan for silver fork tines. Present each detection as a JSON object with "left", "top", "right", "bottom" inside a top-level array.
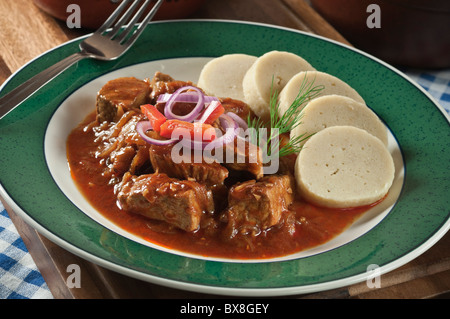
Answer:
[
  {"left": 80, "top": 0, "right": 163, "bottom": 60},
  {"left": 0, "top": 0, "right": 164, "bottom": 119}
]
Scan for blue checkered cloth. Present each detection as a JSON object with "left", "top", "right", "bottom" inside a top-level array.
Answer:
[
  {"left": 0, "top": 68, "right": 449, "bottom": 299},
  {"left": 0, "top": 203, "right": 53, "bottom": 299},
  {"left": 404, "top": 69, "right": 450, "bottom": 114}
]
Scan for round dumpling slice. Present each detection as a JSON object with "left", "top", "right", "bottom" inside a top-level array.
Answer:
[
  {"left": 292, "top": 95, "right": 388, "bottom": 146},
  {"left": 294, "top": 126, "right": 394, "bottom": 208},
  {"left": 242, "top": 51, "right": 315, "bottom": 121},
  {"left": 197, "top": 54, "right": 257, "bottom": 101},
  {"left": 278, "top": 71, "right": 365, "bottom": 119}
]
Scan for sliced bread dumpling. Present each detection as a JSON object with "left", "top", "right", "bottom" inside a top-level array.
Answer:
[
  {"left": 294, "top": 126, "right": 394, "bottom": 208},
  {"left": 292, "top": 95, "right": 388, "bottom": 147},
  {"left": 278, "top": 71, "right": 365, "bottom": 119},
  {"left": 242, "top": 50, "right": 315, "bottom": 121},
  {"left": 197, "top": 54, "right": 257, "bottom": 101}
]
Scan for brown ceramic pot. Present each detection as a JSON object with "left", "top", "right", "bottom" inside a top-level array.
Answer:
[
  {"left": 33, "top": 0, "right": 206, "bottom": 30},
  {"left": 311, "top": 0, "right": 450, "bottom": 68}
]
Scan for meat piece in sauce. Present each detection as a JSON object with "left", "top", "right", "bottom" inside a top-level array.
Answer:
[
  {"left": 96, "top": 77, "right": 150, "bottom": 123},
  {"left": 277, "top": 133, "right": 297, "bottom": 176},
  {"left": 149, "top": 143, "right": 229, "bottom": 189},
  {"left": 149, "top": 141, "right": 230, "bottom": 210},
  {"left": 117, "top": 172, "right": 214, "bottom": 232},
  {"left": 220, "top": 97, "right": 256, "bottom": 121},
  {"left": 224, "top": 175, "right": 295, "bottom": 237},
  {"left": 222, "top": 138, "right": 264, "bottom": 180},
  {"left": 149, "top": 76, "right": 264, "bottom": 179},
  {"left": 217, "top": 100, "right": 264, "bottom": 179},
  {"left": 94, "top": 111, "right": 151, "bottom": 182},
  {"left": 148, "top": 71, "right": 195, "bottom": 106}
]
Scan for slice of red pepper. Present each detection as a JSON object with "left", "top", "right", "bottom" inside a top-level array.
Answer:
[
  {"left": 140, "top": 104, "right": 167, "bottom": 132},
  {"left": 159, "top": 119, "right": 216, "bottom": 142}
]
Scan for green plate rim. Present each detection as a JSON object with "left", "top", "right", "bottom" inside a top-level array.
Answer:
[{"left": 0, "top": 20, "right": 449, "bottom": 296}]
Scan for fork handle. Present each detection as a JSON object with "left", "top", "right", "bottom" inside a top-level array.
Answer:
[{"left": 0, "top": 52, "right": 88, "bottom": 119}]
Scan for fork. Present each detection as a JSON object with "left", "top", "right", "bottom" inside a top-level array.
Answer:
[{"left": 0, "top": 0, "right": 164, "bottom": 119}]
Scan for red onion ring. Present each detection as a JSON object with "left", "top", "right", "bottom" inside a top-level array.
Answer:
[
  {"left": 164, "top": 86, "right": 205, "bottom": 122},
  {"left": 226, "top": 112, "right": 248, "bottom": 130},
  {"left": 177, "top": 114, "right": 239, "bottom": 151},
  {"left": 136, "top": 121, "right": 177, "bottom": 146},
  {"left": 157, "top": 92, "right": 219, "bottom": 104},
  {"left": 197, "top": 100, "right": 221, "bottom": 124}
]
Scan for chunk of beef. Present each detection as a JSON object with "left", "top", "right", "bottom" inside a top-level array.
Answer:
[
  {"left": 96, "top": 77, "right": 150, "bottom": 123},
  {"left": 206, "top": 97, "right": 264, "bottom": 179},
  {"left": 94, "top": 111, "right": 151, "bottom": 183},
  {"left": 222, "top": 138, "right": 264, "bottom": 179},
  {"left": 149, "top": 143, "right": 229, "bottom": 187},
  {"left": 220, "top": 97, "right": 256, "bottom": 121},
  {"left": 149, "top": 141, "right": 230, "bottom": 211},
  {"left": 224, "top": 175, "right": 295, "bottom": 237},
  {"left": 117, "top": 173, "right": 214, "bottom": 232},
  {"left": 277, "top": 133, "right": 297, "bottom": 176},
  {"left": 147, "top": 71, "right": 195, "bottom": 105},
  {"left": 109, "top": 145, "right": 136, "bottom": 177}
]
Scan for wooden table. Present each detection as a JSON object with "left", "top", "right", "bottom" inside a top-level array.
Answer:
[{"left": 1, "top": 0, "right": 449, "bottom": 299}]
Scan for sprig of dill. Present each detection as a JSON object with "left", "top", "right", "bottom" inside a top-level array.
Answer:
[{"left": 247, "top": 73, "right": 324, "bottom": 157}]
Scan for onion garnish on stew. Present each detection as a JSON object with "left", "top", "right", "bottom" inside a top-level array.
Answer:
[{"left": 137, "top": 86, "right": 247, "bottom": 150}]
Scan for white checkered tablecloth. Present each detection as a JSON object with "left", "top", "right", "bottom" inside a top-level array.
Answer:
[{"left": 0, "top": 68, "right": 449, "bottom": 299}]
